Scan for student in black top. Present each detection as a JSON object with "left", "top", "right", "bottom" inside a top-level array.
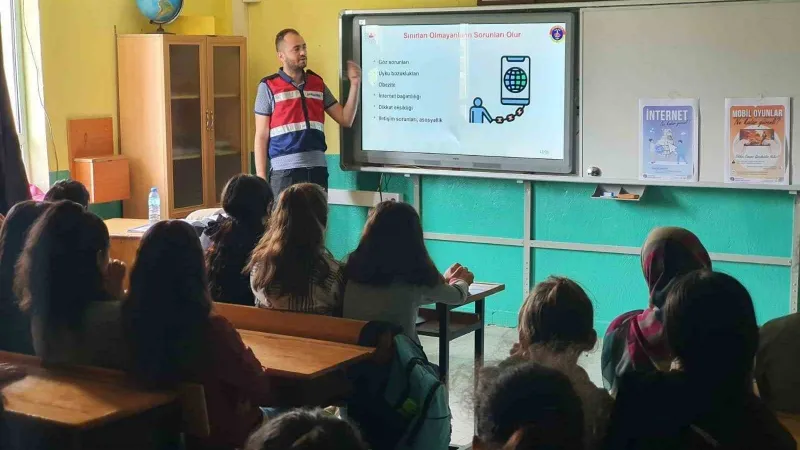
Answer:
[
  {"left": 203, "top": 174, "right": 274, "bottom": 305},
  {"left": 475, "top": 360, "right": 585, "bottom": 450},
  {"left": 605, "top": 270, "right": 795, "bottom": 450},
  {"left": 0, "top": 201, "right": 50, "bottom": 354},
  {"left": 245, "top": 409, "right": 369, "bottom": 450},
  {"left": 43, "top": 179, "right": 89, "bottom": 208}
]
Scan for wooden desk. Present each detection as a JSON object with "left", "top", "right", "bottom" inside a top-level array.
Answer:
[
  {"left": 416, "top": 282, "right": 505, "bottom": 385},
  {"left": 106, "top": 218, "right": 148, "bottom": 290},
  {"left": 0, "top": 351, "right": 179, "bottom": 449},
  {"left": 239, "top": 329, "right": 374, "bottom": 379}
]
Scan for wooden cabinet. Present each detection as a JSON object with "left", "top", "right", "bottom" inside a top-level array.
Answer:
[{"left": 117, "top": 35, "right": 248, "bottom": 219}]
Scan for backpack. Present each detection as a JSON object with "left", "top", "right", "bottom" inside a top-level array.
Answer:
[{"left": 348, "top": 323, "right": 452, "bottom": 450}]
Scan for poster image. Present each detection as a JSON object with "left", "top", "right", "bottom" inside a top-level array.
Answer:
[
  {"left": 725, "top": 98, "right": 791, "bottom": 185},
  {"left": 639, "top": 99, "right": 699, "bottom": 181}
]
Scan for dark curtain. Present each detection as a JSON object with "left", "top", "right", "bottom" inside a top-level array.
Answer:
[{"left": 0, "top": 29, "right": 30, "bottom": 215}]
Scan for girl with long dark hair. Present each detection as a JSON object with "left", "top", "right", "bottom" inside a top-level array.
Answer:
[
  {"left": 16, "top": 200, "right": 127, "bottom": 369},
  {"left": 124, "top": 220, "right": 275, "bottom": 449},
  {"left": 343, "top": 200, "right": 474, "bottom": 344},
  {"left": 204, "top": 174, "right": 274, "bottom": 305}
]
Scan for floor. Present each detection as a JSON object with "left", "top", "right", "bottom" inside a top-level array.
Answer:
[{"left": 419, "top": 325, "right": 604, "bottom": 446}]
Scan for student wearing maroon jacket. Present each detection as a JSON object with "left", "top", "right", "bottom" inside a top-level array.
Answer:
[
  {"left": 124, "top": 220, "right": 277, "bottom": 449},
  {"left": 253, "top": 28, "right": 361, "bottom": 195}
]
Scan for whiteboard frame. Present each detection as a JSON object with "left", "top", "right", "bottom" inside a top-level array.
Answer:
[{"left": 339, "top": 0, "right": 800, "bottom": 191}]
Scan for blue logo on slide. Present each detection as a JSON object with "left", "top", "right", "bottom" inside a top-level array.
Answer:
[
  {"left": 468, "top": 56, "right": 531, "bottom": 125},
  {"left": 550, "top": 26, "right": 565, "bottom": 42}
]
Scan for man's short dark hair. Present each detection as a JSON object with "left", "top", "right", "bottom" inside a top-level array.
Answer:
[
  {"left": 275, "top": 28, "right": 299, "bottom": 51},
  {"left": 44, "top": 179, "right": 90, "bottom": 208}
]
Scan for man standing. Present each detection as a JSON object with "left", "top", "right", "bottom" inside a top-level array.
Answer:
[{"left": 254, "top": 28, "right": 361, "bottom": 195}]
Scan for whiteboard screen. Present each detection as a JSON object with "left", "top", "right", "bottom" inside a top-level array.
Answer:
[{"left": 581, "top": 1, "right": 800, "bottom": 184}]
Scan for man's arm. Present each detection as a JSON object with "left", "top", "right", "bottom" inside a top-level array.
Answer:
[
  {"left": 253, "top": 82, "right": 273, "bottom": 180},
  {"left": 325, "top": 61, "right": 361, "bottom": 128},
  {"left": 254, "top": 114, "right": 270, "bottom": 180}
]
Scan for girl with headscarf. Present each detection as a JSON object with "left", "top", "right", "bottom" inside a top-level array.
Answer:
[{"left": 601, "top": 227, "right": 711, "bottom": 396}]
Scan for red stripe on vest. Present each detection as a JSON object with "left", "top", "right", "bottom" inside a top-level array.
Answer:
[{"left": 265, "top": 73, "right": 326, "bottom": 129}]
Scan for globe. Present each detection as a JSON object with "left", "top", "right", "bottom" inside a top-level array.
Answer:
[
  {"left": 503, "top": 67, "right": 528, "bottom": 93},
  {"left": 137, "top": 0, "right": 184, "bottom": 31}
]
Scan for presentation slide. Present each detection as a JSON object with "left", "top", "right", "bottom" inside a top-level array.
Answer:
[{"left": 361, "top": 22, "right": 568, "bottom": 160}]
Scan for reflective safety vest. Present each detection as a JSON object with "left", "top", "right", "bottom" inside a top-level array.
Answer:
[{"left": 263, "top": 70, "right": 327, "bottom": 159}]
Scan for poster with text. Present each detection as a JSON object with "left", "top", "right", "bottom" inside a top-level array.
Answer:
[
  {"left": 725, "top": 98, "right": 791, "bottom": 185},
  {"left": 639, "top": 99, "right": 699, "bottom": 181}
]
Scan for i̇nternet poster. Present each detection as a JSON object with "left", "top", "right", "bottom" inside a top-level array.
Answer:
[{"left": 639, "top": 98, "right": 699, "bottom": 182}]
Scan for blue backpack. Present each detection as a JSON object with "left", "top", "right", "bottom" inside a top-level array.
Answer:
[{"left": 348, "top": 324, "right": 451, "bottom": 450}]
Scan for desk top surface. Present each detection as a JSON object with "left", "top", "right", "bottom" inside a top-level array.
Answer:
[
  {"left": 105, "top": 218, "right": 148, "bottom": 238},
  {"left": 467, "top": 282, "right": 505, "bottom": 302},
  {"left": 239, "top": 330, "right": 374, "bottom": 379},
  {"left": 0, "top": 353, "right": 177, "bottom": 429}
]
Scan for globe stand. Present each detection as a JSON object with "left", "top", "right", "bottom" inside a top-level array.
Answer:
[{"left": 150, "top": 20, "right": 174, "bottom": 35}]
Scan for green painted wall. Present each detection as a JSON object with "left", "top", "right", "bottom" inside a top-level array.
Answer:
[
  {"left": 81, "top": 154, "right": 793, "bottom": 331},
  {"left": 324, "top": 155, "right": 793, "bottom": 330}
]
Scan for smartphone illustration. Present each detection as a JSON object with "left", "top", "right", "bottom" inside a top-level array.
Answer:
[{"left": 500, "top": 56, "right": 531, "bottom": 106}]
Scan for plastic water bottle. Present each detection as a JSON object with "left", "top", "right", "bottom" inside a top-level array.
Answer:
[{"left": 148, "top": 187, "right": 161, "bottom": 224}]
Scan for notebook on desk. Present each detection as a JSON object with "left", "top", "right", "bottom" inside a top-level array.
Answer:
[{"left": 128, "top": 219, "right": 207, "bottom": 236}]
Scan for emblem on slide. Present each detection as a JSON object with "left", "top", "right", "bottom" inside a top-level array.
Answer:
[
  {"left": 468, "top": 56, "right": 530, "bottom": 125},
  {"left": 550, "top": 26, "right": 565, "bottom": 42}
]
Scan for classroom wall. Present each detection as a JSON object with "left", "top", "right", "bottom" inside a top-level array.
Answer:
[
  {"left": 28, "top": 0, "right": 234, "bottom": 218},
  {"left": 249, "top": 0, "right": 795, "bottom": 330},
  {"left": 23, "top": 1, "right": 792, "bottom": 328}
]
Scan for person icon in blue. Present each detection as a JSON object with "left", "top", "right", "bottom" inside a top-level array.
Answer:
[{"left": 469, "top": 97, "right": 493, "bottom": 124}]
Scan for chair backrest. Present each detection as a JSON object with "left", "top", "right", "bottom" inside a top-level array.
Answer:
[{"left": 213, "top": 302, "right": 368, "bottom": 345}]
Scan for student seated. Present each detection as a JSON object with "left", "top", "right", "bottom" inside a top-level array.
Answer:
[
  {"left": 512, "top": 276, "right": 612, "bottom": 450},
  {"left": 605, "top": 271, "right": 796, "bottom": 450},
  {"left": 247, "top": 183, "right": 344, "bottom": 316},
  {"left": 756, "top": 312, "right": 800, "bottom": 414},
  {"left": 16, "top": 201, "right": 127, "bottom": 369},
  {"left": 204, "top": 174, "right": 274, "bottom": 305},
  {"left": 601, "top": 226, "right": 711, "bottom": 395},
  {"left": 0, "top": 201, "right": 50, "bottom": 354},
  {"left": 343, "top": 201, "right": 474, "bottom": 344},
  {"left": 245, "top": 408, "right": 369, "bottom": 450},
  {"left": 124, "top": 220, "right": 276, "bottom": 449},
  {"left": 475, "top": 360, "right": 585, "bottom": 450},
  {"left": 43, "top": 178, "right": 90, "bottom": 208}
]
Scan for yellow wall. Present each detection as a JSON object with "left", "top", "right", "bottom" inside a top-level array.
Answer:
[
  {"left": 165, "top": 0, "right": 233, "bottom": 35},
  {"left": 36, "top": 0, "right": 148, "bottom": 173},
  {"left": 247, "top": 0, "right": 477, "bottom": 155},
  {"left": 31, "top": 0, "right": 234, "bottom": 178}
]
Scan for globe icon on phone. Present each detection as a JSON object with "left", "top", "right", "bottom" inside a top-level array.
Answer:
[{"left": 503, "top": 67, "right": 528, "bottom": 93}]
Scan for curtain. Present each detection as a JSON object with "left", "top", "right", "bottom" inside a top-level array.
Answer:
[{"left": 0, "top": 28, "right": 30, "bottom": 215}]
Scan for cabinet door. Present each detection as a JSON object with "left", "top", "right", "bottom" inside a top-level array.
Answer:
[
  {"left": 207, "top": 37, "right": 248, "bottom": 204},
  {"left": 165, "top": 37, "right": 209, "bottom": 215}
]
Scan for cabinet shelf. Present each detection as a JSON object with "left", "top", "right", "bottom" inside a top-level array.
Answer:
[
  {"left": 171, "top": 93, "right": 201, "bottom": 100},
  {"left": 172, "top": 149, "right": 241, "bottom": 161}
]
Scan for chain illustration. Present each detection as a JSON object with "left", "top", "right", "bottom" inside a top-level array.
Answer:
[{"left": 493, "top": 106, "right": 526, "bottom": 124}]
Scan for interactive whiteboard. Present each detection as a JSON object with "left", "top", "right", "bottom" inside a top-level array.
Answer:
[{"left": 344, "top": 12, "right": 576, "bottom": 174}]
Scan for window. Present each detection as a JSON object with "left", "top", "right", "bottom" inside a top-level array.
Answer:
[{"left": 0, "top": 0, "right": 26, "bottom": 168}]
